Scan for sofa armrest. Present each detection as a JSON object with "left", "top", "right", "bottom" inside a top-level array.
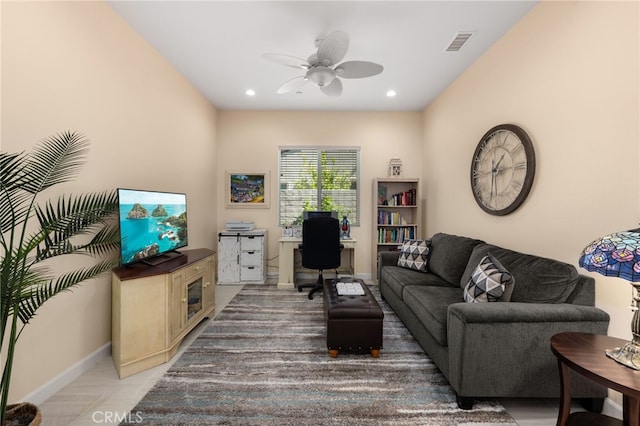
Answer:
[
  {"left": 446, "top": 302, "right": 610, "bottom": 398},
  {"left": 377, "top": 251, "right": 401, "bottom": 279},
  {"left": 448, "top": 302, "right": 610, "bottom": 325}
]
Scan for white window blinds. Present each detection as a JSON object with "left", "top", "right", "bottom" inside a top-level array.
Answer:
[{"left": 279, "top": 147, "right": 360, "bottom": 226}]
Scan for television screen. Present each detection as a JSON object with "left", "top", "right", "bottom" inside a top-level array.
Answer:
[{"left": 117, "top": 188, "right": 188, "bottom": 265}]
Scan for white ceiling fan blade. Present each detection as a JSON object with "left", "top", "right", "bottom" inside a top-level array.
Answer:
[
  {"left": 335, "top": 61, "right": 384, "bottom": 78},
  {"left": 316, "top": 31, "right": 349, "bottom": 66},
  {"left": 277, "top": 76, "right": 308, "bottom": 94},
  {"left": 320, "top": 78, "right": 342, "bottom": 97},
  {"left": 262, "top": 53, "right": 310, "bottom": 70}
]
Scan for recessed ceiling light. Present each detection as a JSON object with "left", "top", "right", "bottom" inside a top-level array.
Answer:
[
  {"left": 386, "top": 90, "right": 397, "bottom": 98},
  {"left": 245, "top": 89, "right": 256, "bottom": 96}
]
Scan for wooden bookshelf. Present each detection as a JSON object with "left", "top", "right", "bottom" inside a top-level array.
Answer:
[{"left": 372, "top": 178, "right": 421, "bottom": 281}]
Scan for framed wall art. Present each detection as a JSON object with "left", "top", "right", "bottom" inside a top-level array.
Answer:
[{"left": 225, "top": 171, "right": 270, "bottom": 208}]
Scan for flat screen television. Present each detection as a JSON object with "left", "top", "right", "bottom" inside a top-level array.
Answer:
[{"left": 117, "top": 188, "right": 188, "bottom": 266}]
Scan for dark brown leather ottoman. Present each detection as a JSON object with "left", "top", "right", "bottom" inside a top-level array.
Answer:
[{"left": 323, "top": 278, "right": 383, "bottom": 358}]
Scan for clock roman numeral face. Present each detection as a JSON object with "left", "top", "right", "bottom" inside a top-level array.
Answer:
[{"left": 470, "top": 125, "right": 536, "bottom": 216}]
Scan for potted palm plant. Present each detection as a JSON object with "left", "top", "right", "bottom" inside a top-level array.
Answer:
[{"left": 0, "top": 131, "right": 120, "bottom": 425}]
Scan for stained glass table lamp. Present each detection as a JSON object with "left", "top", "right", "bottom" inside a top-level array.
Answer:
[{"left": 579, "top": 230, "right": 640, "bottom": 369}]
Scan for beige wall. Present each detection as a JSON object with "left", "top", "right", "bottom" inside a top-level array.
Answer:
[
  {"left": 216, "top": 110, "right": 423, "bottom": 276},
  {"left": 423, "top": 0, "right": 639, "bottom": 402},
  {"left": 1, "top": 1, "right": 218, "bottom": 401},
  {"left": 2, "top": 0, "right": 638, "bottom": 409}
]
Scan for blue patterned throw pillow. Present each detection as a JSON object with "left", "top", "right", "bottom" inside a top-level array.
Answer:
[
  {"left": 397, "top": 239, "right": 431, "bottom": 272},
  {"left": 463, "top": 253, "right": 514, "bottom": 303}
]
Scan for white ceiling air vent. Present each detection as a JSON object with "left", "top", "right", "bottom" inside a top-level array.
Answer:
[{"left": 446, "top": 32, "right": 474, "bottom": 52}]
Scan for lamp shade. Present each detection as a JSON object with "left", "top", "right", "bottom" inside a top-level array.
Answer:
[
  {"left": 579, "top": 230, "right": 640, "bottom": 370},
  {"left": 579, "top": 231, "right": 640, "bottom": 282}
]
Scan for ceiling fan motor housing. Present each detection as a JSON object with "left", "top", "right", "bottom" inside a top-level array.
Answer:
[{"left": 306, "top": 66, "right": 336, "bottom": 87}]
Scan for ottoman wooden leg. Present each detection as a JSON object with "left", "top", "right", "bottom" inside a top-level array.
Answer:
[
  {"left": 329, "top": 349, "right": 339, "bottom": 358},
  {"left": 371, "top": 349, "right": 380, "bottom": 358}
]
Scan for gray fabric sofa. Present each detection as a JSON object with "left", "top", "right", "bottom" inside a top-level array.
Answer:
[{"left": 378, "top": 232, "right": 610, "bottom": 409}]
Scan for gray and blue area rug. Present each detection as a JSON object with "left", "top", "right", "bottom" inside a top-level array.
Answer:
[{"left": 123, "top": 284, "right": 517, "bottom": 425}]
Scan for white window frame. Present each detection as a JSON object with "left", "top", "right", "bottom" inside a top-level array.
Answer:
[{"left": 278, "top": 146, "right": 360, "bottom": 226}]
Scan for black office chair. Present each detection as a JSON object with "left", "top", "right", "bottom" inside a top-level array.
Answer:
[{"left": 297, "top": 216, "right": 344, "bottom": 300}]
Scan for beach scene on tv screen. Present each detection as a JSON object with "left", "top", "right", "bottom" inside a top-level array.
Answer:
[{"left": 118, "top": 189, "right": 187, "bottom": 264}]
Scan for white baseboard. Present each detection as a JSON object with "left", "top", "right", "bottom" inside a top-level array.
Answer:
[
  {"left": 354, "top": 273, "right": 372, "bottom": 281},
  {"left": 22, "top": 342, "right": 111, "bottom": 405},
  {"left": 603, "top": 397, "right": 623, "bottom": 420}
]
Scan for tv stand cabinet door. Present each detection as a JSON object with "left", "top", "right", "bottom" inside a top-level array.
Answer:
[
  {"left": 201, "top": 256, "right": 215, "bottom": 311},
  {"left": 112, "top": 273, "right": 169, "bottom": 379},
  {"left": 170, "top": 272, "right": 186, "bottom": 340}
]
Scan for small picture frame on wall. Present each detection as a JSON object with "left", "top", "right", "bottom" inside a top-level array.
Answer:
[{"left": 226, "top": 171, "right": 270, "bottom": 208}]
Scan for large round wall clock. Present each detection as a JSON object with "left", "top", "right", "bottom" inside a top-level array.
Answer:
[{"left": 470, "top": 124, "right": 536, "bottom": 216}]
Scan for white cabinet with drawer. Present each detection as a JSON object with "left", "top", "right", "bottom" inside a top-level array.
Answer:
[{"left": 217, "top": 229, "right": 267, "bottom": 284}]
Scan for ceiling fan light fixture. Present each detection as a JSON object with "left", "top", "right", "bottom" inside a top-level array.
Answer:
[
  {"left": 306, "top": 66, "right": 336, "bottom": 87},
  {"left": 265, "top": 30, "right": 383, "bottom": 97}
]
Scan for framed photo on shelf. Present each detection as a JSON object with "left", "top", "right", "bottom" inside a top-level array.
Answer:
[{"left": 225, "top": 171, "right": 270, "bottom": 208}]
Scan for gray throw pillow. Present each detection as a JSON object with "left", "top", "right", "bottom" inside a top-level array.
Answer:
[
  {"left": 397, "top": 239, "right": 431, "bottom": 272},
  {"left": 463, "top": 253, "right": 515, "bottom": 303}
]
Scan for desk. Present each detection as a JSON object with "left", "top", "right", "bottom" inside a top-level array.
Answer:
[
  {"left": 551, "top": 332, "right": 640, "bottom": 426},
  {"left": 277, "top": 237, "right": 357, "bottom": 289}
]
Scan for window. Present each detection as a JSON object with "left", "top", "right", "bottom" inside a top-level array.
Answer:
[{"left": 279, "top": 147, "right": 360, "bottom": 226}]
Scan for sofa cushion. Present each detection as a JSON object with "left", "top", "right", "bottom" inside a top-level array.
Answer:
[
  {"left": 403, "top": 285, "right": 464, "bottom": 346},
  {"left": 428, "top": 233, "right": 484, "bottom": 286},
  {"left": 381, "top": 266, "right": 450, "bottom": 302},
  {"left": 397, "top": 239, "right": 431, "bottom": 272},
  {"left": 463, "top": 253, "right": 514, "bottom": 303},
  {"left": 461, "top": 244, "right": 579, "bottom": 303}
]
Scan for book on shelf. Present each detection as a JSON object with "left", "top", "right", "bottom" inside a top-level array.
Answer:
[
  {"left": 385, "top": 188, "right": 417, "bottom": 206},
  {"left": 377, "top": 226, "right": 416, "bottom": 244},
  {"left": 378, "top": 211, "right": 407, "bottom": 225}
]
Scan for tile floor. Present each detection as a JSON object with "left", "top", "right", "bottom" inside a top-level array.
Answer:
[{"left": 37, "top": 284, "right": 595, "bottom": 425}]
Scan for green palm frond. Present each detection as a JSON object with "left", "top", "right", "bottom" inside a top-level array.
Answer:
[
  {"left": 20, "top": 131, "right": 89, "bottom": 195},
  {"left": 17, "top": 259, "right": 117, "bottom": 326},
  {"left": 0, "top": 131, "right": 120, "bottom": 423},
  {"left": 34, "top": 191, "right": 119, "bottom": 261},
  {"left": 0, "top": 151, "right": 31, "bottom": 236},
  {"left": 84, "top": 225, "right": 121, "bottom": 257},
  {"left": 1, "top": 265, "right": 48, "bottom": 320}
]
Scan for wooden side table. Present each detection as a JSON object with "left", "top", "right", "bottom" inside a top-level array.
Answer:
[{"left": 551, "top": 332, "right": 640, "bottom": 426}]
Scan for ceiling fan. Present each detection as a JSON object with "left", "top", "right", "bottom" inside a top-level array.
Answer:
[{"left": 262, "top": 30, "right": 384, "bottom": 97}]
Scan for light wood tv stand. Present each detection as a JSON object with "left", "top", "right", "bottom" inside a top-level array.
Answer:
[{"left": 111, "top": 248, "right": 215, "bottom": 378}]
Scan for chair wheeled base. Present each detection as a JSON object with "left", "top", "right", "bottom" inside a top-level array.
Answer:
[{"left": 297, "top": 270, "right": 327, "bottom": 300}]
